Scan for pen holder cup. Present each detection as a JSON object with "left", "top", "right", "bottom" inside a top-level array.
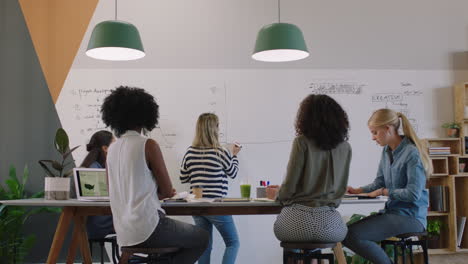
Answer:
[
  {"left": 266, "top": 186, "right": 279, "bottom": 200},
  {"left": 256, "top": 187, "right": 267, "bottom": 198}
]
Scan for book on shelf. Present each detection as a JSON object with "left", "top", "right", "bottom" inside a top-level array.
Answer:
[
  {"left": 457, "top": 216, "right": 466, "bottom": 247},
  {"left": 429, "top": 147, "right": 451, "bottom": 155},
  {"left": 428, "top": 185, "right": 449, "bottom": 212}
]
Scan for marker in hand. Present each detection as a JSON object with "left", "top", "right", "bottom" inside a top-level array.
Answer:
[{"left": 232, "top": 142, "right": 242, "bottom": 156}]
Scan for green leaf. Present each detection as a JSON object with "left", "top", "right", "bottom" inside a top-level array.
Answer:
[
  {"left": 8, "top": 165, "right": 19, "bottom": 185},
  {"left": 31, "top": 191, "right": 44, "bottom": 199},
  {"left": 64, "top": 170, "right": 73, "bottom": 178},
  {"left": 54, "top": 128, "right": 69, "bottom": 154},
  {"left": 63, "top": 145, "right": 80, "bottom": 160},
  {"left": 347, "top": 213, "right": 366, "bottom": 225},
  {"left": 5, "top": 179, "right": 20, "bottom": 198},
  {"left": 20, "top": 165, "right": 29, "bottom": 198},
  {"left": 38, "top": 160, "right": 57, "bottom": 177}
]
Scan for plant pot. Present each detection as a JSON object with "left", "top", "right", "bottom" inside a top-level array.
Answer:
[
  {"left": 44, "top": 177, "right": 70, "bottom": 200},
  {"left": 427, "top": 235, "right": 441, "bottom": 249},
  {"left": 460, "top": 163, "right": 466, "bottom": 173},
  {"left": 447, "top": 128, "right": 459, "bottom": 138}
]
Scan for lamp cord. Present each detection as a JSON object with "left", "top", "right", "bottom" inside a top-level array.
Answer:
[
  {"left": 115, "top": 0, "right": 117, "bottom": 20},
  {"left": 278, "top": 0, "right": 281, "bottom": 23}
]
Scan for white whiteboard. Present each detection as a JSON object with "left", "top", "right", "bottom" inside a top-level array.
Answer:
[
  {"left": 57, "top": 69, "right": 454, "bottom": 189},
  {"left": 56, "top": 69, "right": 456, "bottom": 263}
]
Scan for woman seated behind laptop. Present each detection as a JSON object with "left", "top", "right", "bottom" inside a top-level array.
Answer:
[
  {"left": 101, "top": 86, "right": 208, "bottom": 264},
  {"left": 274, "top": 94, "right": 352, "bottom": 243},
  {"left": 80, "top": 130, "right": 115, "bottom": 240}
]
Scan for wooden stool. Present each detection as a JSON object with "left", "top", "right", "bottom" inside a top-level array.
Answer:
[
  {"left": 88, "top": 235, "right": 119, "bottom": 264},
  {"left": 119, "top": 247, "right": 180, "bottom": 264},
  {"left": 280, "top": 242, "right": 337, "bottom": 264},
  {"left": 381, "top": 231, "right": 429, "bottom": 264}
]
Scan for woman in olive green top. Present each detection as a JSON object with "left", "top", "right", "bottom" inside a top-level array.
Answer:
[{"left": 274, "top": 94, "right": 352, "bottom": 243}]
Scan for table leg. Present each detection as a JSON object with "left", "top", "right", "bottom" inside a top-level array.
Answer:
[
  {"left": 47, "top": 207, "right": 74, "bottom": 264},
  {"left": 333, "top": 242, "right": 347, "bottom": 264},
  {"left": 66, "top": 221, "right": 81, "bottom": 264},
  {"left": 75, "top": 215, "right": 92, "bottom": 264}
]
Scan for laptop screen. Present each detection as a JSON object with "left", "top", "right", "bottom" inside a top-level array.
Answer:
[{"left": 74, "top": 168, "right": 108, "bottom": 198}]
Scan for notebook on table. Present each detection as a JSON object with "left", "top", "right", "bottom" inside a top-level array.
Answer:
[
  {"left": 343, "top": 194, "right": 378, "bottom": 200},
  {"left": 73, "top": 168, "right": 109, "bottom": 201}
]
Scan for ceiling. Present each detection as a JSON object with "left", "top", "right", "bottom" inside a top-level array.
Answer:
[{"left": 72, "top": 0, "right": 468, "bottom": 70}]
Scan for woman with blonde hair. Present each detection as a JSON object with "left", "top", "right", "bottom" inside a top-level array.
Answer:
[
  {"left": 180, "top": 113, "right": 241, "bottom": 264},
  {"left": 343, "top": 109, "right": 431, "bottom": 264}
]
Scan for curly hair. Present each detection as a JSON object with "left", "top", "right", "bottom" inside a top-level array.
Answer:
[
  {"left": 101, "top": 86, "right": 159, "bottom": 137},
  {"left": 295, "top": 94, "right": 349, "bottom": 150}
]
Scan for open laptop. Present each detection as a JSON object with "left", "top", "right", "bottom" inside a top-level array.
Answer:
[{"left": 73, "top": 168, "right": 109, "bottom": 201}]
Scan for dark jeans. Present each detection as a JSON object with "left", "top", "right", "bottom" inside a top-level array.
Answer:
[
  {"left": 132, "top": 212, "right": 209, "bottom": 264},
  {"left": 342, "top": 212, "right": 425, "bottom": 264}
]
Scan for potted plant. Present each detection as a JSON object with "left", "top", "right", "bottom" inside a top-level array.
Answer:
[
  {"left": 0, "top": 165, "right": 60, "bottom": 263},
  {"left": 441, "top": 122, "right": 460, "bottom": 138},
  {"left": 427, "top": 219, "right": 443, "bottom": 249},
  {"left": 38, "top": 128, "right": 79, "bottom": 200}
]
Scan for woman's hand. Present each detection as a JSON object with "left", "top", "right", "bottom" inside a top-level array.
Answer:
[
  {"left": 366, "top": 188, "right": 384, "bottom": 198},
  {"left": 232, "top": 145, "right": 242, "bottom": 156},
  {"left": 347, "top": 186, "right": 363, "bottom": 194}
]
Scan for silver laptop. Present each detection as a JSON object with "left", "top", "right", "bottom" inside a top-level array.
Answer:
[{"left": 73, "top": 168, "right": 109, "bottom": 201}]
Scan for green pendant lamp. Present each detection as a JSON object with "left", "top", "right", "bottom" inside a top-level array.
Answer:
[
  {"left": 86, "top": 0, "right": 145, "bottom": 61},
  {"left": 252, "top": 0, "right": 308, "bottom": 62}
]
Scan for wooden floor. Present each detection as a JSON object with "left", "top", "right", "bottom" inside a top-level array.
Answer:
[{"left": 428, "top": 254, "right": 468, "bottom": 264}]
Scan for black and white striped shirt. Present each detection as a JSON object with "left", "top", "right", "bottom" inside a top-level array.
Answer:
[{"left": 180, "top": 146, "right": 239, "bottom": 198}]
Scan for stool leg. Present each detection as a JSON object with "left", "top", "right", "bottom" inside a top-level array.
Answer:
[
  {"left": 381, "top": 241, "right": 386, "bottom": 251},
  {"left": 89, "top": 241, "right": 93, "bottom": 257},
  {"left": 393, "top": 244, "right": 398, "bottom": 264},
  {"left": 422, "top": 239, "right": 429, "bottom": 264},
  {"left": 119, "top": 252, "right": 130, "bottom": 264},
  {"left": 408, "top": 243, "right": 414, "bottom": 264},
  {"left": 283, "top": 249, "right": 289, "bottom": 264},
  {"left": 111, "top": 241, "right": 118, "bottom": 264},
  {"left": 100, "top": 241, "right": 105, "bottom": 264},
  {"left": 401, "top": 244, "right": 406, "bottom": 264}
]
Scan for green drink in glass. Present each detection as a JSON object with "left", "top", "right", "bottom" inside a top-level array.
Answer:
[{"left": 240, "top": 184, "right": 251, "bottom": 199}]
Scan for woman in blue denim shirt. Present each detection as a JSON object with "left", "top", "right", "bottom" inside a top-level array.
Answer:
[{"left": 343, "top": 109, "right": 432, "bottom": 264}]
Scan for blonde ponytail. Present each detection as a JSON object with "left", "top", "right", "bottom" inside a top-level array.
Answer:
[
  {"left": 368, "top": 109, "right": 432, "bottom": 177},
  {"left": 398, "top": 113, "right": 433, "bottom": 177}
]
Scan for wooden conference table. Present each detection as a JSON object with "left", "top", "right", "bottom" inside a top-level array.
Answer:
[{"left": 1, "top": 198, "right": 386, "bottom": 264}]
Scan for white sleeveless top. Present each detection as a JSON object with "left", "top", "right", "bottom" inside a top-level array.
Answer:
[{"left": 107, "top": 130, "right": 163, "bottom": 246}]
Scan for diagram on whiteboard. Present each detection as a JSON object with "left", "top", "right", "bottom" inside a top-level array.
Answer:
[{"left": 370, "top": 82, "right": 423, "bottom": 132}]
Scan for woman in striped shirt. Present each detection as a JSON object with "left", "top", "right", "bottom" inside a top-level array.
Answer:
[{"left": 180, "top": 113, "right": 241, "bottom": 264}]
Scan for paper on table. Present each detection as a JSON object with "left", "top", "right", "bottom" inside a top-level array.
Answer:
[
  {"left": 172, "top": 191, "right": 195, "bottom": 199},
  {"left": 186, "top": 198, "right": 216, "bottom": 203}
]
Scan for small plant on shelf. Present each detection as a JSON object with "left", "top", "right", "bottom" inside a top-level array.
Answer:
[
  {"left": 427, "top": 219, "right": 443, "bottom": 249},
  {"left": 441, "top": 122, "right": 461, "bottom": 138}
]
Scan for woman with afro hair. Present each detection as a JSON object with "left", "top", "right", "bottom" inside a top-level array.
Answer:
[
  {"left": 274, "top": 94, "right": 352, "bottom": 244},
  {"left": 101, "top": 86, "right": 208, "bottom": 264}
]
